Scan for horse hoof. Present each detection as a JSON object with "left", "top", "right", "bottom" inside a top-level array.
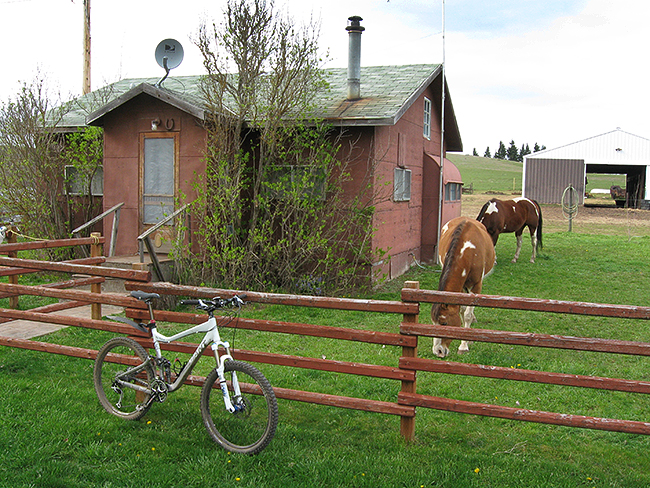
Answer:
[
  {"left": 457, "top": 347, "right": 469, "bottom": 354},
  {"left": 511, "top": 258, "right": 518, "bottom": 263}
]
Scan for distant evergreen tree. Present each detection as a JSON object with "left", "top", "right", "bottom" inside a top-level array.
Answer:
[
  {"left": 506, "top": 140, "right": 518, "bottom": 161},
  {"left": 484, "top": 147, "right": 491, "bottom": 158},
  {"left": 519, "top": 143, "right": 531, "bottom": 161},
  {"left": 533, "top": 142, "right": 542, "bottom": 152},
  {"left": 473, "top": 148, "right": 479, "bottom": 156},
  {"left": 494, "top": 141, "right": 507, "bottom": 160}
]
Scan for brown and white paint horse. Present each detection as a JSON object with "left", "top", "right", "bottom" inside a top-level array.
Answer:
[
  {"left": 432, "top": 217, "right": 495, "bottom": 358},
  {"left": 476, "top": 197, "right": 543, "bottom": 263}
]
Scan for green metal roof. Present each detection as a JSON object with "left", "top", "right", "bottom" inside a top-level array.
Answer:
[{"left": 57, "top": 64, "right": 462, "bottom": 150}]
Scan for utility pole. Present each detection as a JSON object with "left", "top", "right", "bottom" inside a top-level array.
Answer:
[
  {"left": 83, "top": 0, "right": 91, "bottom": 94},
  {"left": 436, "top": 0, "right": 446, "bottom": 265}
]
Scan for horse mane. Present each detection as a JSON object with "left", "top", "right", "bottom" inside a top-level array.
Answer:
[
  {"left": 438, "top": 220, "right": 467, "bottom": 292},
  {"left": 476, "top": 202, "right": 489, "bottom": 221},
  {"left": 476, "top": 198, "right": 497, "bottom": 221},
  {"left": 432, "top": 220, "right": 466, "bottom": 321}
]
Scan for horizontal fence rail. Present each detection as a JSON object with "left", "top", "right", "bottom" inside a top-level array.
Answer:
[
  {"left": 401, "top": 323, "right": 650, "bottom": 356},
  {"left": 398, "top": 392, "right": 650, "bottom": 435},
  {"left": 402, "top": 287, "right": 650, "bottom": 319},
  {"left": 127, "top": 281, "right": 419, "bottom": 315}
]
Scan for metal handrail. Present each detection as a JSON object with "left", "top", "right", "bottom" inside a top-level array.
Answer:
[
  {"left": 137, "top": 203, "right": 189, "bottom": 281},
  {"left": 72, "top": 202, "right": 124, "bottom": 257}
]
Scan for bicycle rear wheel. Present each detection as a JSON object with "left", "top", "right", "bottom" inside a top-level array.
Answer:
[
  {"left": 201, "top": 360, "right": 278, "bottom": 454},
  {"left": 93, "top": 337, "right": 155, "bottom": 420}
]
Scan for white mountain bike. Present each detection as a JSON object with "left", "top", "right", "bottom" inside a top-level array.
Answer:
[{"left": 93, "top": 290, "right": 278, "bottom": 455}]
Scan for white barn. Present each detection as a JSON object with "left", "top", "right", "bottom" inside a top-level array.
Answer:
[{"left": 523, "top": 129, "right": 650, "bottom": 207}]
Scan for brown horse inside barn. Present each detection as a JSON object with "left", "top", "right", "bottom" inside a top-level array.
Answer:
[
  {"left": 476, "top": 197, "right": 543, "bottom": 263},
  {"left": 432, "top": 217, "right": 495, "bottom": 358}
]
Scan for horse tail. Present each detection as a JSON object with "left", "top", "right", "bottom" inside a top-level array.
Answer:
[{"left": 534, "top": 199, "right": 543, "bottom": 250}]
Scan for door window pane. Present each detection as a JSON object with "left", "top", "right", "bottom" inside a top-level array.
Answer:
[{"left": 144, "top": 138, "right": 174, "bottom": 224}]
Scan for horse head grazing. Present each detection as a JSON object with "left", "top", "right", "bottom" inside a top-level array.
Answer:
[
  {"left": 431, "top": 217, "right": 495, "bottom": 358},
  {"left": 476, "top": 197, "right": 543, "bottom": 263},
  {"left": 431, "top": 303, "right": 462, "bottom": 358}
]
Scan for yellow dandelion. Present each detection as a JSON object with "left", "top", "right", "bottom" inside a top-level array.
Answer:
[
  {"left": 147, "top": 421, "right": 152, "bottom": 425},
  {"left": 151, "top": 447, "right": 155, "bottom": 451},
  {"left": 474, "top": 468, "right": 480, "bottom": 474},
  {"left": 236, "top": 478, "right": 241, "bottom": 481}
]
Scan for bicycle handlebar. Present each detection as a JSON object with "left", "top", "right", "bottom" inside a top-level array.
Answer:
[{"left": 180, "top": 294, "right": 247, "bottom": 311}]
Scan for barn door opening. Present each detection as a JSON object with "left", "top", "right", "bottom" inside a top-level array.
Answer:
[{"left": 140, "top": 132, "right": 178, "bottom": 253}]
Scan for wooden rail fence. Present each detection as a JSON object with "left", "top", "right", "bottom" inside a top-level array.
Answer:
[
  {"left": 2, "top": 236, "right": 650, "bottom": 440},
  {"left": 399, "top": 287, "right": 650, "bottom": 435}
]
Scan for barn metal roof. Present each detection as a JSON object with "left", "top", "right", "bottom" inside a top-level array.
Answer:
[
  {"left": 524, "top": 129, "right": 650, "bottom": 166},
  {"left": 56, "top": 64, "right": 462, "bottom": 151}
]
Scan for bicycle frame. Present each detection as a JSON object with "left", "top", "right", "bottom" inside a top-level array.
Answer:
[{"left": 145, "top": 315, "right": 243, "bottom": 413}]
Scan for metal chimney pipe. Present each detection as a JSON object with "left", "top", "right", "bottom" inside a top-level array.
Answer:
[{"left": 346, "top": 16, "right": 365, "bottom": 100}]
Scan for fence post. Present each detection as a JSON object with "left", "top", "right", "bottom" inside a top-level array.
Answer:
[
  {"left": 8, "top": 226, "right": 18, "bottom": 309},
  {"left": 400, "top": 280, "right": 420, "bottom": 441},
  {"left": 90, "top": 232, "right": 102, "bottom": 320}
]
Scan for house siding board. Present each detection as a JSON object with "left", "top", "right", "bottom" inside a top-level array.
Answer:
[{"left": 524, "top": 158, "right": 585, "bottom": 205}]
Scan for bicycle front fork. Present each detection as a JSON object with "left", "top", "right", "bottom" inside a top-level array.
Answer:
[{"left": 212, "top": 344, "right": 243, "bottom": 414}]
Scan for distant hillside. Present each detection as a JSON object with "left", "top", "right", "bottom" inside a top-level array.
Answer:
[{"left": 447, "top": 153, "right": 523, "bottom": 194}]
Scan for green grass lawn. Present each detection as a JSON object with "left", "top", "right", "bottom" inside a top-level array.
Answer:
[{"left": 448, "top": 154, "right": 524, "bottom": 194}]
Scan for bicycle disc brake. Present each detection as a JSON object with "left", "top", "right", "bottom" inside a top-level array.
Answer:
[{"left": 232, "top": 395, "right": 251, "bottom": 417}]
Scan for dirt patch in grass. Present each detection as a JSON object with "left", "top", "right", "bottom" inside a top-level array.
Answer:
[{"left": 461, "top": 193, "right": 650, "bottom": 237}]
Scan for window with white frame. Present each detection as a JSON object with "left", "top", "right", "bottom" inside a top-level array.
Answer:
[
  {"left": 423, "top": 97, "right": 431, "bottom": 140},
  {"left": 394, "top": 167, "right": 412, "bottom": 202},
  {"left": 445, "top": 182, "right": 462, "bottom": 201}
]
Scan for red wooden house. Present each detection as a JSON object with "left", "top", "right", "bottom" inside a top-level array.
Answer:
[{"left": 60, "top": 17, "right": 463, "bottom": 281}]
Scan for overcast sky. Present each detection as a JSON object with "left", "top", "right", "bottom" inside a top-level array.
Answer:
[{"left": 1, "top": 0, "right": 648, "bottom": 153}]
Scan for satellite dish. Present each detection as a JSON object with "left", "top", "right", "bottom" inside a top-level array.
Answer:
[{"left": 154, "top": 39, "right": 184, "bottom": 87}]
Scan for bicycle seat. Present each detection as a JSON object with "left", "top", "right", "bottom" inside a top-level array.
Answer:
[{"left": 131, "top": 291, "right": 161, "bottom": 302}]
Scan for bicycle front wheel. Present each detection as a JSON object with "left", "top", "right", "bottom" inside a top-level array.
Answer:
[
  {"left": 201, "top": 360, "right": 278, "bottom": 455},
  {"left": 93, "top": 336, "right": 155, "bottom": 420}
]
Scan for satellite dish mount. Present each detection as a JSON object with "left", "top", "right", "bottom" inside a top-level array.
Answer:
[{"left": 155, "top": 39, "right": 184, "bottom": 87}]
